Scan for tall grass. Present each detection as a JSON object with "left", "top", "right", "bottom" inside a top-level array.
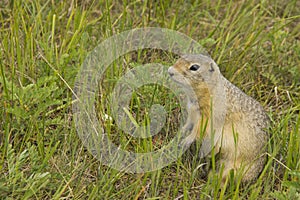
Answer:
[{"left": 0, "top": 0, "right": 299, "bottom": 199}]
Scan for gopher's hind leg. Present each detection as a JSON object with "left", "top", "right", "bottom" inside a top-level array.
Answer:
[{"left": 217, "top": 155, "right": 246, "bottom": 187}]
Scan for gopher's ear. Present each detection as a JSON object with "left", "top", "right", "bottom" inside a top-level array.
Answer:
[{"left": 209, "top": 63, "right": 215, "bottom": 72}]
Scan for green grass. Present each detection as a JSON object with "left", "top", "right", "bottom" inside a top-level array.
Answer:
[{"left": 0, "top": 0, "right": 300, "bottom": 199}]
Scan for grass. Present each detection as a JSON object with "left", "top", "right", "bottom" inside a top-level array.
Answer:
[{"left": 0, "top": 0, "right": 299, "bottom": 199}]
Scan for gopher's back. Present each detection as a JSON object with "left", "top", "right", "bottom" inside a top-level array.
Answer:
[
  {"left": 223, "top": 77, "right": 269, "bottom": 140},
  {"left": 220, "top": 77, "right": 269, "bottom": 182}
]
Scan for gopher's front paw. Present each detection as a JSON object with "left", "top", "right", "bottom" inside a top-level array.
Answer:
[{"left": 180, "top": 134, "right": 196, "bottom": 148}]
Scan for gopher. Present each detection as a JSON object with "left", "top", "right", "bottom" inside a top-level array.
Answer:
[{"left": 168, "top": 54, "right": 269, "bottom": 185}]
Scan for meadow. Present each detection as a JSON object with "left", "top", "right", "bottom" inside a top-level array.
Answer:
[{"left": 0, "top": 0, "right": 299, "bottom": 199}]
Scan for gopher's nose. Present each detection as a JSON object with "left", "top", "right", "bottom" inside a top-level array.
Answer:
[{"left": 168, "top": 67, "right": 175, "bottom": 77}]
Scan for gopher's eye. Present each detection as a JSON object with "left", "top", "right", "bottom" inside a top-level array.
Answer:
[{"left": 189, "top": 64, "right": 200, "bottom": 71}]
